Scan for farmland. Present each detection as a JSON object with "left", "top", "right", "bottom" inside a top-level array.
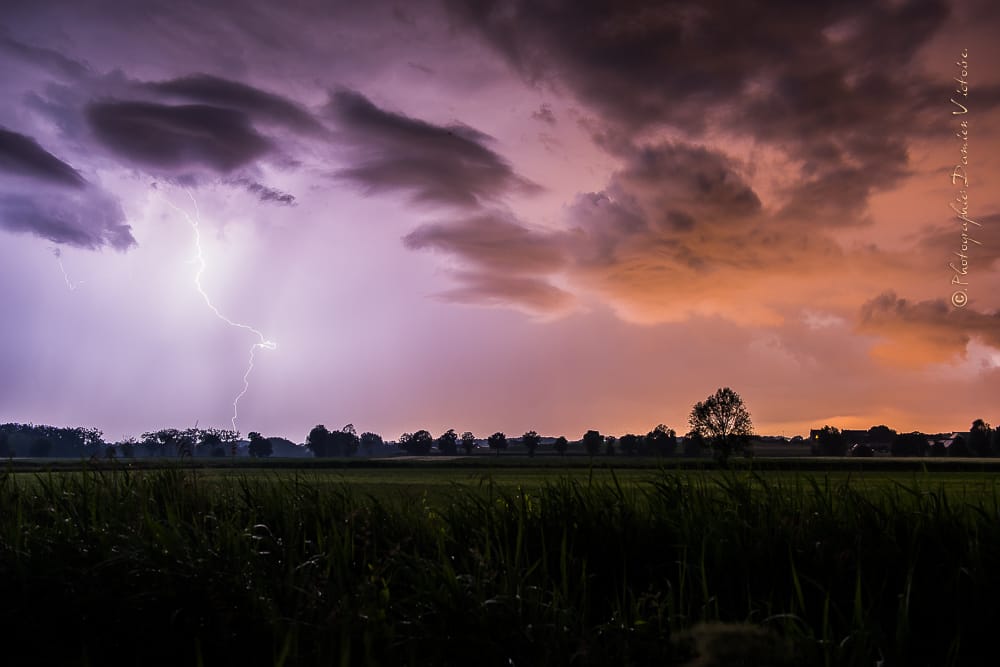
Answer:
[{"left": 3, "top": 458, "right": 1000, "bottom": 665}]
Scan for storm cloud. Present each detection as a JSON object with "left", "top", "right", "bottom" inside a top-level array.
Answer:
[
  {"left": 0, "top": 126, "right": 134, "bottom": 249},
  {"left": 328, "top": 89, "right": 541, "bottom": 207},
  {"left": 86, "top": 101, "right": 273, "bottom": 174}
]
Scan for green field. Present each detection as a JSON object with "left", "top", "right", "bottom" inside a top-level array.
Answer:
[{"left": 3, "top": 459, "right": 1000, "bottom": 665}]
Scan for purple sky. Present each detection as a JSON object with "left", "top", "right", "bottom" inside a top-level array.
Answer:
[{"left": 1, "top": 0, "right": 998, "bottom": 443}]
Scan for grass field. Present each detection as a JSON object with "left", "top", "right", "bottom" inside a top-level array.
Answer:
[{"left": 3, "top": 458, "right": 1000, "bottom": 665}]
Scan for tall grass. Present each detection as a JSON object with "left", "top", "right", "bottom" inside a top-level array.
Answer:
[{"left": 1, "top": 466, "right": 999, "bottom": 665}]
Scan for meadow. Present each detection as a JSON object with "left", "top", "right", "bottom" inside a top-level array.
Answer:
[{"left": 3, "top": 458, "right": 1000, "bottom": 665}]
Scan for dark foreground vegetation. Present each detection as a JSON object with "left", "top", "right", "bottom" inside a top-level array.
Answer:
[{"left": 3, "top": 466, "right": 1000, "bottom": 666}]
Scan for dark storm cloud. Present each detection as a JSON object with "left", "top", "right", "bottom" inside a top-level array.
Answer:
[
  {"left": 0, "top": 126, "right": 135, "bottom": 249},
  {"left": 0, "top": 191, "right": 134, "bottom": 250},
  {"left": 231, "top": 178, "right": 296, "bottom": 205},
  {"left": 566, "top": 142, "right": 761, "bottom": 264},
  {"left": 444, "top": 0, "right": 949, "bottom": 132},
  {"left": 328, "top": 88, "right": 541, "bottom": 206},
  {"left": 403, "top": 211, "right": 565, "bottom": 273},
  {"left": 148, "top": 74, "right": 324, "bottom": 134},
  {"left": 86, "top": 101, "right": 273, "bottom": 173},
  {"left": 0, "top": 127, "right": 85, "bottom": 188},
  {"left": 859, "top": 291, "right": 1000, "bottom": 358},
  {"left": 445, "top": 0, "right": 955, "bottom": 226}
]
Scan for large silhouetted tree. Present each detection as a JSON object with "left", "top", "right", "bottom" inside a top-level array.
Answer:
[
  {"left": 969, "top": 419, "right": 992, "bottom": 457},
  {"left": 553, "top": 436, "right": 568, "bottom": 457},
  {"left": 401, "top": 430, "right": 433, "bottom": 455},
  {"left": 360, "top": 432, "right": 383, "bottom": 455},
  {"left": 689, "top": 387, "right": 753, "bottom": 461},
  {"left": 307, "top": 425, "right": 332, "bottom": 457},
  {"left": 461, "top": 431, "right": 476, "bottom": 454},
  {"left": 582, "top": 430, "right": 603, "bottom": 457},
  {"left": 646, "top": 424, "right": 677, "bottom": 456},
  {"left": 248, "top": 431, "right": 272, "bottom": 458},
  {"left": 521, "top": 430, "right": 541, "bottom": 457},
  {"left": 487, "top": 432, "right": 508, "bottom": 456},
  {"left": 437, "top": 429, "right": 458, "bottom": 455}
]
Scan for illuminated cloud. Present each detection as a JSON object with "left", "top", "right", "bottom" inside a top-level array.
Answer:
[{"left": 859, "top": 292, "right": 1000, "bottom": 365}]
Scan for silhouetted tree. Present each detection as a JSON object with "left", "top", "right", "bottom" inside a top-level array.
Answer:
[
  {"left": 866, "top": 425, "right": 897, "bottom": 452},
  {"left": 248, "top": 432, "right": 272, "bottom": 458},
  {"left": 604, "top": 435, "right": 616, "bottom": 456},
  {"left": 330, "top": 425, "right": 360, "bottom": 457},
  {"left": 360, "top": 432, "right": 384, "bottom": 455},
  {"left": 402, "top": 430, "right": 433, "bottom": 455},
  {"left": 0, "top": 433, "right": 9, "bottom": 458},
  {"left": 992, "top": 425, "right": 1000, "bottom": 457},
  {"left": 892, "top": 432, "right": 927, "bottom": 457},
  {"left": 437, "top": 429, "right": 459, "bottom": 455},
  {"left": 553, "top": 435, "right": 568, "bottom": 457},
  {"left": 198, "top": 429, "right": 223, "bottom": 457},
  {"left": 689, "top": 387, "right": 753, "bottom": 461},
  {"left": 969, "top": 419, "right": 992, "bottom": 457},
  {"left": 487, "top": 431, "right": 508, "bottom": 456},
  {"left": 521, "top": 430, "right": 541, "bottom": 457},
  {"left": 619, "top": 434, "right": 640, "bottom": 456},
  {"left": 582, "top": 430, "right": 603, "bottom": 457},
  {"left": 646, "top": 424, "right": 677, "bottom": 456},
  {"left": 307, "top": 425, "right": 332, "bottom": 457},
  {"left": 928, "top": 440, "right": 947, "bottom": 457},
  {"left": 814, "top": 426, "right": 847, "bottom": 457},
  {"left": 461, "top": 431, "right": 476, "bottom": 454}
]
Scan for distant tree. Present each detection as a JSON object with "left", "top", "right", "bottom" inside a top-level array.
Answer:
[
  {"left": 646, "top": 424, "right": 677, "bottom": 456},
  {"left": 306, "top": 424, "right": 332, "bottom": 457},
  {"left": 330, "top": 425, "right": 360, "bottom": 457},
  {"left": 553, "top": 435, "right": 569, "bottom": 457},
  {"left": 248, "top": 432, "right": 272, "bottom": 458},
  {"left": 360, "top": 432, "right": 384, "bottom": 455},
  {"left": 198, "top": 429, "right": 223, "bottom": 457},
  {"left": 604, "top": 435, "right": 616, "bottom": 456},
  {"left": 619, "top": 434, "right": 640, "bottom": 456},
  {"left": 969, "top": 419, "right": 992, "bottom": 457},
  {"left": 461, "top": 431, "right": 476, "bottom": 454},
  {"left": 487, "top": 431, "right": 508, "bottom": 456},
  {"left": 521, "top": 430, "right": 541, "bottom": 457},
  {"left": 689, "top": 387, "right": 753, "bottom": 461},
  {"left": 116, "top": 437, "right": 136, "bottom": 459},
  {"left": 0, "top": 433, "right": 9, "bottom": 458},
  {"left": 437, "top": 429, "right": 459, "bottom": 456},
  {"left": 866, "top": 425, "right": 898, "bottom": 451},
  {"left": 582, "top": 430, "right": 603, "bottom": 457},
  {"left": 30, "top": 437, "right": 52, "bottom": 458},
  {"left": 892, "top": 432, "right": 927, "bottom": 457},
  {"left": 814, "top": 426, "right": 847, "bottom": 457},
  {"left": 992, "top": 425, "right": 1000, "bottom": 457},
  {"left": 402, "top": 430, "right": 433, "bottom": 455}
]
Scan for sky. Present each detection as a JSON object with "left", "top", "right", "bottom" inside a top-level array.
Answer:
[{"left": 0, "top": 0, "right": 998, "bottom": 443}]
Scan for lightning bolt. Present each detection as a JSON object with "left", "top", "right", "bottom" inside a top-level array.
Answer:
[
  {"left": 164, "top": 189, "right": 277, "bottom": 432},
  {"left": 52, "top": 247, "right": 83, "bottom": 291}
]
